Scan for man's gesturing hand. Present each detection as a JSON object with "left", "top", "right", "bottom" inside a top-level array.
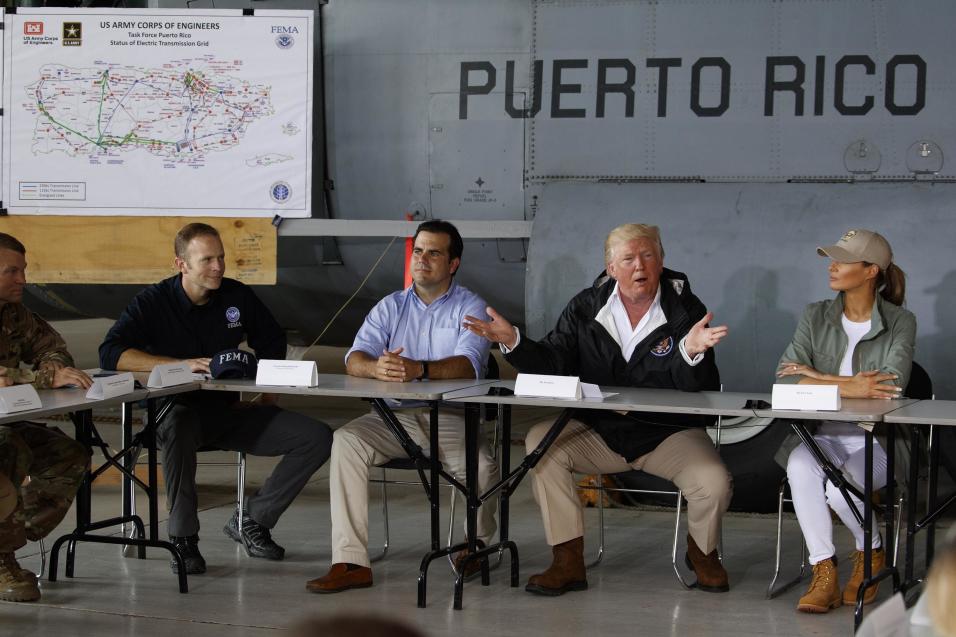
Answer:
[
  {"left": 683, "top": 312, "right": 729, "bottom": 358},
  {"left": 463, "top": 307, "right": 519, "bottom": 350}
]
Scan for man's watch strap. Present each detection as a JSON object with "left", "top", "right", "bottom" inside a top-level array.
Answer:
[{"left": 418, "top": 360, "right": 429, "bottom": 380}]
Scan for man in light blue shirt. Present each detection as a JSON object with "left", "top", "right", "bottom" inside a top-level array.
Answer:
[{"left": 306, "top": 220, "right": 498, "bottom": 594}]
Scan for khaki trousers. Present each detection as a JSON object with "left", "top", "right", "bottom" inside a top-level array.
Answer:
[
  {"left": 525, "top": 420, "right": 732, "bottom": 554},
  {"left": 330, "top": 408, "right": 499, "bottom": 567}
]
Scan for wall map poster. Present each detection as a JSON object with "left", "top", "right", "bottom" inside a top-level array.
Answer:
[{"left": 3, "top": 8, "right": 313, "bottom": 216}]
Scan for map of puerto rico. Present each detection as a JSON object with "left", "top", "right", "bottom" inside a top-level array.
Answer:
[{"left": 24, "top": 56, "right": 274, "bottom": 163}]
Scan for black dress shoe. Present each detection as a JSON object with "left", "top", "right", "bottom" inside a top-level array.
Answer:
[
  {"left": 169, "top": 535, "right": 206, "bottom": 575},
  {"left": 223, "top": 509, "right": 285, "bottom": 561}
]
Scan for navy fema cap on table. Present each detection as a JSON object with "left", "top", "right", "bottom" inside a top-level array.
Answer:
[{"left": 210, "top": 349, "right": 258, "bottom": 380}]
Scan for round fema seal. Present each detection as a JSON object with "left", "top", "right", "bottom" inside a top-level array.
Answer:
[
  {"left": 226, "top": 306, "right": 241, "bottom": 323},
  {"left": 270, "top": 181, "right": 291, "bottom": 204},
  {"left": 275, "top": 34, "right": 295, "bottom": 49}
]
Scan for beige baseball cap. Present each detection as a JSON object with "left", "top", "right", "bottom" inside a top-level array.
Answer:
[{"left": 817, "top": 229, "right": 892, "bottom": 270}]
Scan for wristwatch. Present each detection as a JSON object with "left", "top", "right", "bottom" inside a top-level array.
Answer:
[{"left": 418, "top": 360, "right": 429, "bottom": 380}]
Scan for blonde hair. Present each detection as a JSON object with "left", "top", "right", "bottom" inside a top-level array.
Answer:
[
  {"left": 927, "top": 539, "right": 956, "bottom": 636},
  {"left": 604, "top": 224, "right": 664, "bottom": 265}
]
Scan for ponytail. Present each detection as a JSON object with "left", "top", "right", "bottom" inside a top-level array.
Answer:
[{"left": 877, "top": 262, "right": 906, "bottom": 306}]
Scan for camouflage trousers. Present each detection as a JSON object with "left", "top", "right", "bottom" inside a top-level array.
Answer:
[{"left": 0, "top": 422, "right": 89, "bottom": 552}]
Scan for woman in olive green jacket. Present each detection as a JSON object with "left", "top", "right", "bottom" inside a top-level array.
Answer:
[{"left": 775, "top": 229, "right": 916, "bottom": 614}]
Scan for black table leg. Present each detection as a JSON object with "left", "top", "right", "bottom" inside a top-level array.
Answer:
[
  {"left": 903, "top": 425, "right": 920, "bottom": 592},
  {"left": 415, "top": 401, "right": 444, "bottom": 609},
  {"left": 854, "top": 426, "right": 899, "bottom": 629},
  {"left": 366, "top": 398, "right": 468, "bottom": 608},
  {"left": 926, "top": 424, "right": 940, "bottom": 567},
  {"left": 884, "top": 423, "right": 900, "bottom": 593},
  {"left": 120, "top": 402, "right": 146, "bottom": 558},
  {"left": 499, "top": 404, "right": 518, "bottom": 588},
  {"left": 855, "top": 428, "right": 875, "bottom": 630},
  {"left": 147, "top": 399, "right": 160, "bottom": 542},
  {"left": 430, "top": 403, "right": 440, "bottom": 552},
  {"left": 790, "top": 422, "right": 866, "bottom": 527},
  {"left": 47, "top": 400, "right": 188, "bottom": 593},
  {"left": 452, "top": 404, "right": 574, "bottom": 609},
  {"left": 454, "top": 403, "right": 481, "bottom": 610}
]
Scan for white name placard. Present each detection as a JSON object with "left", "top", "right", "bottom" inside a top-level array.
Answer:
[
  {"left": 86, "top": 372, "right": 135, "bottom": 400},
  {"left": 147, "top": 363, "right": 194, "bottom": 388},
  {"left": 771, "top": 384, "right": 841, "bottom": 411},
  {"left": 581, "top": 382, "right": 616, "bottom": 401},
  {"left": 256, "top": 360, "right": 318, "bottom": 387},
  {"left": 514, "top": 373, "right": 582, "bottom": 400},
  {"left": 0, "top": 384, "right": 42, "bottom": 413}
]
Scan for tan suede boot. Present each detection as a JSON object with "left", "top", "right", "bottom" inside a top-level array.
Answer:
[
  {"left": 0, "top": 553, "right": 40, "bottom": 602},
  {"left": 525, "top": 536, "right": 587, "bottom": 596},
  {"left": 843, "top": 548, "right": 885, "bottom": 605},
  {"left": 797, "top": 556, "right": 841, "bottom": 613},
  {"left": 685, "top": 534, "right": 729, "bottom": 592}
]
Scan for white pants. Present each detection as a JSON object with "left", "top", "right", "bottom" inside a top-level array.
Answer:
[
  {"left": 786, "top": 424, "right": 886, "bottom": 565},
  {"left": 330, "top": 408, "right": 499, "bottom": 567}
]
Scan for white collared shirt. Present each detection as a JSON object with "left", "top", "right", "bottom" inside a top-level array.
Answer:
[
  {"left": 604, "top": 283, "right": 666, "bottom": 360},
  {"left": 502, "top": 281, "right": 703, "bottom": 366}
]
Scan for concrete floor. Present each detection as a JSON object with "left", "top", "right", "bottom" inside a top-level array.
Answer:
[{"left": 5, "top": 398, "right": 946, "bottom": 637}]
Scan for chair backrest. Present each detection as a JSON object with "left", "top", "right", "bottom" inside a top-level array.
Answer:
[{"left": 905, "top": 361, "right": 933, "bottom": 400}]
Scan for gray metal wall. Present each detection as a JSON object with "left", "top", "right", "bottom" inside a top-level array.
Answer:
[
  {"left": 321, "top": 0, "right": 956, "bottom": 396},
  {"left": 525, "top": 181, "right": 955, "bottom": 396},
  {"left": 136, "top": 0, "right": 956, "bottom": 396}
]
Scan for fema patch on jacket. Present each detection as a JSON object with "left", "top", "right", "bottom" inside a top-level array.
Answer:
[{"left": 650, "top": 336, "right": 674, "bottom": 357}]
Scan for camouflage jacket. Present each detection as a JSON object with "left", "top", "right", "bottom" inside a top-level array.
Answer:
[{"left": 0, "top": 302, "right": 74, "bottom": 389}]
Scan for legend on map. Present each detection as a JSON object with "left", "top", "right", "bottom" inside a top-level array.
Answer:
[{"left": 19, "top": 182, "right": 87, "bottom": 200}]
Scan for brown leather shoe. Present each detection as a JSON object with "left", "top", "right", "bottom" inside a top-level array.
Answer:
[
  {"left": 453, "top": 539, "right": 487, "bottom": 579},
  {"left": 797, "top": 556, "right": 842, "bottom": 613},
  {"left": 0, "top": 553, "right": 40, "bottom": 602},
  {"left": 305, "top": 563, "right": 372, "bottom": 594},
  {"left": 843, "top": 548, "right": 885, "bottom": 605},
  {"left": 525, "top": 536, "right": 588, "bottom": 596},
  {"left": 685, "top": 534, "right": 729, "bottom": 593}
]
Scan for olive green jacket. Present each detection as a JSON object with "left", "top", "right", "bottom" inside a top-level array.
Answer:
[{"left": 773, "top": 292, "right": 917, "bottom": 468}]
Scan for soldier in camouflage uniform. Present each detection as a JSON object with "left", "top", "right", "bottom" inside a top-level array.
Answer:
[
  {"left": 0, "top": 233, "right": 92, "bottom": 602},
  {"left": 0, "top": 473, "right": 14, "bottom": 522}
]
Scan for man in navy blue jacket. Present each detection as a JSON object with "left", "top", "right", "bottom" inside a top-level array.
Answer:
[{"left": 100, "top": 223, "right": 332, "bottom": 575}]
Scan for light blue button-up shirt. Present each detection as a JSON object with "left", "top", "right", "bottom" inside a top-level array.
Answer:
[{"left": 346, "top": 281, "right": 491, "bottom": 380}]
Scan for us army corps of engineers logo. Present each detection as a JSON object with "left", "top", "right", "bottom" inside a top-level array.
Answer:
[{"left": 62, "top": 22, "right": 82, "bottom": 46}]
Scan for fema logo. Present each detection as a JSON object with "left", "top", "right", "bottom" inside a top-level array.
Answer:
[
  {"left": 226, "top": 306, "right": 242, "bottom": 328},
  {"left": 275, "top": 34, "right": 294, "bottom": 49},
  {"left": 650, "top": 336, "right": 674, "bottom": 357},
  {"left": 270, "top": 181, "right": 291, "bottom": 204}
]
